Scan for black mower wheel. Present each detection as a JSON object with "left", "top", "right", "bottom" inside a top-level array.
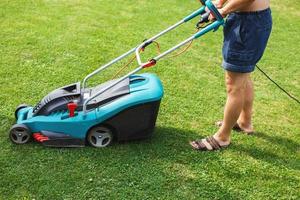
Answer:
[
  {"left": 15, "top": 104, "right": 29, "bottom": 120},
  {"left": 87, "top": 126, "right": 114, "bottom": 148},
  {"left": 9, "top": 124, "right": 31, "bottom": 145}
]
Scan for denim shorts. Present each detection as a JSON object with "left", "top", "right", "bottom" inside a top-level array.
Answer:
[{"left": 222, "top": 8, "right": 272, "bottom": 73}]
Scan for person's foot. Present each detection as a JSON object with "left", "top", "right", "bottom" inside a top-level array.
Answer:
[
  {"left": 190, "top": 135, "right": 230, "bottom": 151},
  {"left": 215, "top": 120, "right": 254, "bottom": 135}
]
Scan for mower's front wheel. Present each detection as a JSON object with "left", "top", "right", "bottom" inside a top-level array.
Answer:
[
  {"left": 87, "top": 126, "right": 114, "bottom": 148},
  {"left": 9, "top": 124, "right": 31, "bottom": 144},
  {"left": 15, "top": 104, "right": 29, "bottom": 120}
]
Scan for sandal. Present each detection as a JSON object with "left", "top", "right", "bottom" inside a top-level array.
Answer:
[
  {"left": 190, "top": 136, "right": 230, "bottom": 151},
  {"left": 215, "top": 121, "right": 254, "bottom": 135}
]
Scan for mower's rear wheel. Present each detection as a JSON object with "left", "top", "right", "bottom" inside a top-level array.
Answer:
[
  {"left": 15, "top": 104, "right": 29, "bottom": 120},
  {"left": 87, "top": 126, "right": 113, "bottom": 148},
  {"left": 9, "top": 124, "right": 31, "bottom": 144}
]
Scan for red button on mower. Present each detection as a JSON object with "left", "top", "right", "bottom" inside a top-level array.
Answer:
[{"left": 67, "top": 102, "right": 78, "bottom": 117}]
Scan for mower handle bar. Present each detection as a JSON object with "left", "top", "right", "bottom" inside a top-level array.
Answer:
[{"left": 82, "top": 0, "right": 224, "bottom": 114}]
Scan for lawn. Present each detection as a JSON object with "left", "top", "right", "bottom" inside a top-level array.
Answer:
[{"left": 0, "top": 0, "right": 299, "bottom": 199}]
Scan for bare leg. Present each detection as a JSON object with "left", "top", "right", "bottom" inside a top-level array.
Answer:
[
  {"left": 237, "top": 76, "right": 254, "bottom": 132},
  {"left": 190, "top": 71, "right": 250, "bottom": 150},
  {"left": 214, "top": 71, "right": 249, "bottom": 143}
]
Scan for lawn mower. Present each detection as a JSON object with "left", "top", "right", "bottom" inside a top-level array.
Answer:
[{"left": 9, "top": 0, "right": 224, "bottom": 148}]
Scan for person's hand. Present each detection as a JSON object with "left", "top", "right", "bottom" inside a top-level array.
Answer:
[
  {"left": 208, "top": 8, "right": 227, "bottom": 21},
  {"left": 206, "top": 0, "right": 226, "bottom": 21},
  {"left": 212, "top": 0, "right": 223, "bottom": 9}
]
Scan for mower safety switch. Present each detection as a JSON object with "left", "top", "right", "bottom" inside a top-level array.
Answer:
[{"left": 67, "top": 102, "right": 78, "bottom": 117}]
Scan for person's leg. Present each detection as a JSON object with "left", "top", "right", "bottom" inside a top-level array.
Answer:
[
  {"left": 190, "top": 70, "right": 249, "bottom": 150},
  {"left": 215, "top": 75, "right": 255, "bottom": 134},
  {"left": 237, "top": 76, "right": 254, "bottom": 133},
  {"left": 214, "top": 71, "right": 249, "bottom": 143}
]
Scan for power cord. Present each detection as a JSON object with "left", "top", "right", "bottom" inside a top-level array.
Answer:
[{"left": 256, "top": 65, "right": 300, "bottom": 104}]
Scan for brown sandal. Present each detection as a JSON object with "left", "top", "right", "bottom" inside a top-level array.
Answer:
[
  {"left": 190, "top": 136, "right": 230, "bottom": 151},
  {"left": 215, "top": 121, "right": 254, "bottom": 135}
]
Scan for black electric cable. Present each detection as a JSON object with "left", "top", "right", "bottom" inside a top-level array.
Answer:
[{"left": 256, "top": 65, "right": 300, "bottom": 104}]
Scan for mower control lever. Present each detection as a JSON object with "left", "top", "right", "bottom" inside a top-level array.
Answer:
[
  {"left": 196, "top": 11, "right": 210, "bottom": 28},
  {"left": 201, "top": 11, "right": 210, "bottom": 23}
]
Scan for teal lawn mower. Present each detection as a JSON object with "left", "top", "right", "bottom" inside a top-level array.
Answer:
[{"left": 9, "top": 0, "right": 224, "bottom": 148}]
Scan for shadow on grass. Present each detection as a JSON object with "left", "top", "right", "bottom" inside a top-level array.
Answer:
[
  {"left": 231, "top": 132, "right": 299, "bottom": 171},
  {"left": 155, "top": 127, "right": 300, "bottom": 170},
  {"left": 254, "top": 131, "right": 299, "bottom": 152}
]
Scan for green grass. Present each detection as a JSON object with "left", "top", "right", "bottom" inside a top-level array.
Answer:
[{"left": 0, "top": 0, "right": 299, "bottom": 199}]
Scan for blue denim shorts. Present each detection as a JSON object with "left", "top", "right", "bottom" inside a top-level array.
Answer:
[{"left": 222, "top": 8, "right": 272, "bottom": 73}]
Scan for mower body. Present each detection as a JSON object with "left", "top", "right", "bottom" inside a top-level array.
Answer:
[{"left": 14, "top": 73, "right": 163, "bottom": 147}]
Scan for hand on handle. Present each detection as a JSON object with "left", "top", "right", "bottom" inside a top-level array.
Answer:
[
  {"left": 208, "top": 8, "right": 226, "bottom": 21},
  {"left": 205, "top": 0, "right": 226, "bottom": 21}
]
